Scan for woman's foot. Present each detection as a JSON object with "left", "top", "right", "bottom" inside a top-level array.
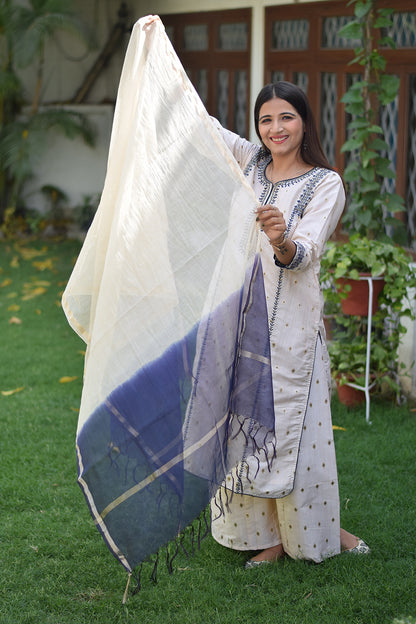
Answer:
[
  {"left": 244, "top": 544, "right": 284, "bottom": 569},
  {"left": 340, "top": 528, "right": 370, "bottom": 554},
  {"left": 340, "top": 528, "right": 359, "bottom": 551}
]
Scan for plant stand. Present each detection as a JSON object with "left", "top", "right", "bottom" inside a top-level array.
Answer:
[{"left": 343, "top": 276, "right": 384, "bottom": 424}]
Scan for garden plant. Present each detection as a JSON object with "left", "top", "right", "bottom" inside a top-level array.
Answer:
[
  {"left": 321, "top": 0, "right": 416, "bottom": 400},
  {"left": 0, "top": 0, "right": 95, "bottom": 234}
]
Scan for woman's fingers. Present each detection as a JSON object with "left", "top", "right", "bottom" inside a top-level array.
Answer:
[{"left": 256, "top": 206, "right": 286, "bottom": 242}]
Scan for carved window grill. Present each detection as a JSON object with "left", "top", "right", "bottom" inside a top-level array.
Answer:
[
  {"left": 321, "top": 16, "right": 361, "bottom": 48},
  {"left": 272, "top": 19, "right": 309, "bottom": 50},
  {"left": 320, "top": 73, "right": 337, "bottom": 167},
  {"left": 407, "top": 75, "right": 416, "bottom": 247},
  {"left": 161, "top": 9, "right": 251, "bottom": 137}
]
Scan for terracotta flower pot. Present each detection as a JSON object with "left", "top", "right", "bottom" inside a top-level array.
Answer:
[
  {"left": 336, "top": 274, "right": 385, "bottom": 316},
  {"left": 335, "top": 379, "right": 365, "bottom": 407}
]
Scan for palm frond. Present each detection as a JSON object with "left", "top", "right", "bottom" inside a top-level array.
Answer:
[
  {"left": 13, "top": 1, "right": 93, "bottom": 68},
  {"left": 29, "top": 108, "right": 95, "bottom": 146}
]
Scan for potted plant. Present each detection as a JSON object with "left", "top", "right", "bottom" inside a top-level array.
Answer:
[{"left": 321, "top": 237, "right": 416, "bottom": 402}]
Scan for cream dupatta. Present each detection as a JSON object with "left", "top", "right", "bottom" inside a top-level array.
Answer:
[{"left": 62, "top": 16, "right": 274, "bottom": 575}]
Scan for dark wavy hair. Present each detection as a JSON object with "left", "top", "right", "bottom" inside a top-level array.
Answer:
[{"left": 254, "top": 81, "right": 333, "bottom": 171}]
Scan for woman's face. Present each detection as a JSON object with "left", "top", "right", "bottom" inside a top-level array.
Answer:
[{"left": 258, "top": 97, "right": 304, "bottom": 159}]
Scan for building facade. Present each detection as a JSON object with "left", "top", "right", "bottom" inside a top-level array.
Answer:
[{"left": 29, "top": 0, "right": 416, "bottom": 245}]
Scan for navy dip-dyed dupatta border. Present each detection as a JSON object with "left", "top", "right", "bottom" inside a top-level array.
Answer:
[{"left": 62, "top": 16, "right": 274, "bottom": 580}]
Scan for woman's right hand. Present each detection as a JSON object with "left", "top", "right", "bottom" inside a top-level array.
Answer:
[{"left": 256, "top": 204, "right": 286, "bottom": 245}]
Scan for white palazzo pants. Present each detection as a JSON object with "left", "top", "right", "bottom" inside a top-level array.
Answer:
[{"left": 211, "top": 338, "right": 341, "bottom": 563}]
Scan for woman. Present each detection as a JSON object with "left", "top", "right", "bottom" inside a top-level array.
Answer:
[{"left": 210, "top": 82, "right": 369, "bottom": 567}]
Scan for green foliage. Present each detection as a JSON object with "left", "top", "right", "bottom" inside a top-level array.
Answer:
[
  {"left": 321, "top": 236, "right": 416, "bottom": 393},
  {"left": 12, "top": 0, "right": 92, "bottom": 70},
  {"left": 322, "top": 2, "right": 414, "bottom": 398},
  {"left": 73, "top": 192, "right": 100, "bottom": 230},
  {"left": 0, "top": 0, "right": 95, "bottom": 225},
  {"left": 339, "top": 0, "right": 405, "bottom": 242}
]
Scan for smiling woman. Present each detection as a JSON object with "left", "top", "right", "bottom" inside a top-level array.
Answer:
[{"left": 211, "top": 80, "right": 369, "bottom": 566}]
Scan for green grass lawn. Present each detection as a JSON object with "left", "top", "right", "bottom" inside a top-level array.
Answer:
[{"left": 0, "top": 238, "right": 415, "bottom": 624}]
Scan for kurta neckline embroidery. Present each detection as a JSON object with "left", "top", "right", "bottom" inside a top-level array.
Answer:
[{"left": 261, "top": 158, "right": 317, "bottom": 187}]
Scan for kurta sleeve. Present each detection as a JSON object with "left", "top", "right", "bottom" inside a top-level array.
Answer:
[{"left": 274, "top": 170, "right": 345, "bottom": 271}]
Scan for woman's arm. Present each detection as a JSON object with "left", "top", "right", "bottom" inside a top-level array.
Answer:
[{"left": 266, "top": 171, "right": 345, "bottom": 271}]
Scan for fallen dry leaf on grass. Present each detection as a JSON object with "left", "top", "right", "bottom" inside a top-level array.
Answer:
[
  {"left": 21, "top": 286, "right": 47, "bottom": 301},
  {"left": 332, "top": 425, "right": 347, "bottom": 431},
  {"left": 32, "top": 258, "right": 55, "bottom": 271},
  {"left": 16, "top": 245, "right": 47, "bottom": 260},
  {"left": 1, "top": 278, "right": 12, "bottom": 287},
  {"left": 29, "top": 279, "right": 51, "bottom": 287},
  {"left": 59, "top": 376, "right": 78, "bottom": 383},
  {"left": 7, "top": 304, "right": 20, "bottom": 312},
  {"left": 1, "top": 387, "right": 24, "bottom": 396},
  {"left": 8, "top": 316, "right": 22, "bottom": 325}
]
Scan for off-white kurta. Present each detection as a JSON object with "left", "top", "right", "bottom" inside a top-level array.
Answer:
[{"left": 211, "top": 126, "right": 345, "bottom": 562}]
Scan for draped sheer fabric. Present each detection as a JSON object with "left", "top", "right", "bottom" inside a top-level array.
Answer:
[{"left": 62, "top": 16, "right": 274, "bottom": 573}]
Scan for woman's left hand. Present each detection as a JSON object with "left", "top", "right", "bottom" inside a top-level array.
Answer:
[{"left": 256, "top": 205, "right": 286, "bottom": 244}]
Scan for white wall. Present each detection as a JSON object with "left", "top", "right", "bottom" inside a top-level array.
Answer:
[
  {"left": 24, "top": 105, "right": 113, "bottom": 213},
  {"left": 18, "top": 0, "right": 128, "bottom": 106},
  {"left": 398, "top": 274, "right": 416, "bottom": 400}
]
